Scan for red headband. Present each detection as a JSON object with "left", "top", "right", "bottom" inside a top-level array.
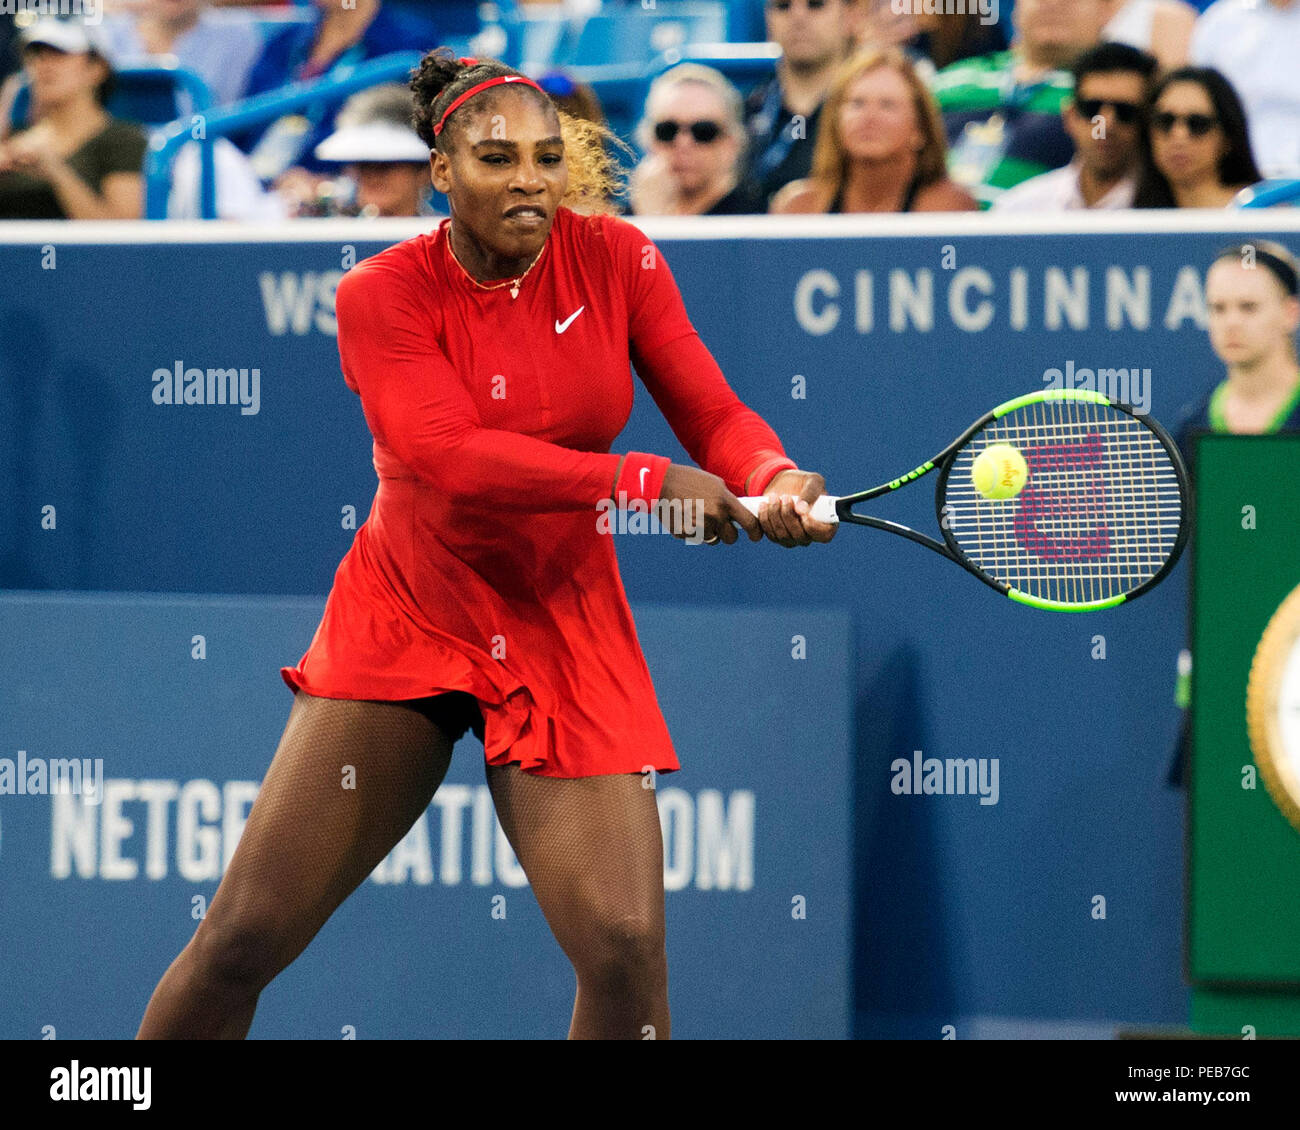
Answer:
[{"left": 433, "top": 74, "right": 546, "bottom": 137}]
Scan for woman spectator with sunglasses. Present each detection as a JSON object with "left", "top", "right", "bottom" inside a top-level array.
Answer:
[
  {"left": 628, "top": 64, "right": 765, "bottom": 216},
  {"left": 1134, "top": 66, "right": 1262, "bottom": 209}
]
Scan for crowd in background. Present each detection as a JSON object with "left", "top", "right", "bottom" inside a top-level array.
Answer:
[{"left": 0, "top": 0, "right": 1296, "bottom": 220}]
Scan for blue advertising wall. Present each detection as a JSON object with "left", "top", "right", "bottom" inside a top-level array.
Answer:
[
  {"left": 4, "top": 212, "right": 1298, "bottom": 1037},
  {"left": 0, "top": 593, "right": 853, "bottom": 1039}
]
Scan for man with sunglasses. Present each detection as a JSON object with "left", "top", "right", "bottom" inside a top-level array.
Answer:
[
  {"left": 994, "top": 41, "right": 1157, "bottom": 211},
  {"left": 744, "top": 0, "right": 852, "bottom": 205}
]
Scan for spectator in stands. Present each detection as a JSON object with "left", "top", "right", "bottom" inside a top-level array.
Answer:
[
  {"left": 629, "top": 64, "right": 764, "bottom": 216},
  {"left": 101, "top": 0, "right": 263, "bottom": 108},
  {"left": 245, "top": 0, "right": 434, "bottom": 97},
  {"left": 995, "top": 42, "right": 1157, "bottom": 211},
  {"left": 0, "top": 21, "right": 146, "bottom": 220},
  {"left": 932, "top": 0, "right": 1111, "bottom": 208},
  {"left": 237, "top": 0, "right": 438, "bottom": 178},
  {"left": 744, "top": 0, "right": 853, "bottom": 206},
  {"left": 771, "top": 47, "right": 978, "bottom": 212},
  {"left": 1134, "top": 66, "right": 1261, "bottom": 207},
  {"left": 1190, "top": 0, "right": 1300, "bottom": 178},
  {"left": 306, "top": 83, "right": 436, "bottom": 218},
  {"left": 851, "top": 2, "right": 1009, "bottom": 79},
  {"left": 1100, "top": 0, "right": 1197, "bottom": 71}
]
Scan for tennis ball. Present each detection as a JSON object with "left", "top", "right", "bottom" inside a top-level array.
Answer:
[{"left": 971, "top": 444, "right": 1028, "bottom": 500}]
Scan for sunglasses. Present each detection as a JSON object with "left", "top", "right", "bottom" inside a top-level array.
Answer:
[
  {"left": 767, "top": 0, "right": 830, "bottom": 11},
  {"left": 1074, "top": 98, "right": 1142, "bottom": 125},
  {"left": 653, "top": 119, "right": 723, "bottom": 144},
  {"left": 1151, "top": 111, "right": 1218, "bottom": 137}
]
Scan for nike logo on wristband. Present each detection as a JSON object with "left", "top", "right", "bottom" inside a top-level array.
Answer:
[
  {"left": 639, "top": 466, "right": 649, "bottom": 493},
  {"left": 555, "top": 306, "right": 585, "bottom": 334}
]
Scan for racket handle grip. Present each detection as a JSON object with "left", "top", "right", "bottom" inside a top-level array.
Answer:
[{"left": 739, "top": 494, "right": 840, "bottom": 524}]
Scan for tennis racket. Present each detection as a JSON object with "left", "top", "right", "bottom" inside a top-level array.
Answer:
[{"left": 740, "top": 389, "right": 1190, "bottom": 612}]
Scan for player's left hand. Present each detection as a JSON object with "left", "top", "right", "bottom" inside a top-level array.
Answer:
[{"left": 757, "top": 470, "right": 837, "bottom": 547}]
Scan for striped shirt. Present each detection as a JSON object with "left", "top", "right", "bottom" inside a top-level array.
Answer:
[{"left": 930, "top": 50, "right": 1076, "bottom": 209}]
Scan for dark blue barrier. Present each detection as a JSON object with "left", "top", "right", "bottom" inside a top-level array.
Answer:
[
  {"left": 5, "top": 213, "right": 1298, "bottom": 1034},
  {"left": 0, "top": 592, "right": 853, "bottom": 1039}
]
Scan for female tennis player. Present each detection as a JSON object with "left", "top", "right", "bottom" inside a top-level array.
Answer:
[
  {"left": 136, "top": 48, "right": 834, "bottom": 1041},
  {"left": 1175, "top": 241, "right": 1300, "bottom": 445}
]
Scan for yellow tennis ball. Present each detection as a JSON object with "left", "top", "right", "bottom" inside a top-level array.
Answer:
[{"left": 971, "top": 444, "right": 1028, "bottom": 500}]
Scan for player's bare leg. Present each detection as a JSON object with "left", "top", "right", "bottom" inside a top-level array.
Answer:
[
  {"left": 136, "top": 692, "right": 456, "bottom": 1039},
  {"left": 486, "top": 765, "right": 669, "bottom": 1040}
]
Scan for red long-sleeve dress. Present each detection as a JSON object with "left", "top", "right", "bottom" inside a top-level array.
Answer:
[{"left": 281, "top": 207, "right": 797, "bottom": 777}]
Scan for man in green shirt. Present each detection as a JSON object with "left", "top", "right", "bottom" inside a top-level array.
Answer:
[{"left": 930, "top": 0, "right": 1110, "bottom": 207}]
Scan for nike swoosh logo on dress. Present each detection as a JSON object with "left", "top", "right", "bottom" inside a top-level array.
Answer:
[{"left": 555, "top": 306, "right": 585, "bottom": 334}]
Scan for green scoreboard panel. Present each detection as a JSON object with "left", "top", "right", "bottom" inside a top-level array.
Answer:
[{"left": 1189, "top": 434, "right": 1300, "bottom": 1034}]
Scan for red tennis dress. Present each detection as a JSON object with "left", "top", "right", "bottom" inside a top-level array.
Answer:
[{"left": 281, "top": 207, "right": 797, "bottom": 777}]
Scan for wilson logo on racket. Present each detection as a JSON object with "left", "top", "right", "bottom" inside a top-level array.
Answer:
[
  {"left": 737, "top": 389, "right": 1189, "bottom": 613},
  {"left": 1013, "top": 432, "right": 1112, "bottom": 562}
]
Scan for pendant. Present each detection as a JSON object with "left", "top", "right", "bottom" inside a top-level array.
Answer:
[{"left": 510, "top": 282, "right": 520, "bottom": 299}]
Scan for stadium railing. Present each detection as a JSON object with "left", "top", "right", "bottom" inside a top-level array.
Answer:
[
  {"left": 1234, "top": 179, "right": 1300, "bottom": 209},
  {"left": 143, "top": 52, "right": 425, "bottom": 221}
]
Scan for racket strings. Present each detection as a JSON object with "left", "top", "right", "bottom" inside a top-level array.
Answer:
[{"left": 941, "top": 399, "right": 1182, "bottom": 603}]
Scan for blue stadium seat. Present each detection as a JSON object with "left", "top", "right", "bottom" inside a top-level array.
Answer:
[
  {"left": 421, "top": 0, "right": 489, "bottom": 37},
  {"left": 563, "top": 3, "right": 728, "bottom": 66},
  {"left": 727, "top": 0, "right": 769, "bottom": 43},
  {"left": 506, "top": 10, "right": 571, "bottom": 72}
]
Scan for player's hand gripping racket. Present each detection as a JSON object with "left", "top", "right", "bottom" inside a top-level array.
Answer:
[{"left": 740, "top": 389, "right": 1190, "bottom": 612}]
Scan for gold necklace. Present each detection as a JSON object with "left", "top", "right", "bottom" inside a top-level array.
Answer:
[{"left": 447, "top": 223, "right": 547, "bottom": 299}]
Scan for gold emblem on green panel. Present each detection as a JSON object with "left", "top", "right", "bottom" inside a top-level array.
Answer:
[{"left": 1247, "top": 583, "right": 1300, "bottom": 835}]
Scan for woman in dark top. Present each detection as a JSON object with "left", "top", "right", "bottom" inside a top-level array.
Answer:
[
  {"left": 627, "top": 63, "right": 765, "bottom": 216},
  {"left": 771, "top": 48, "right": 977, "bottom": 215},
  {"left": 1167, "top": 241, "right": 1300, "bottom": 786},
  {"left": 0, "top": 21, "right": 146, "bottom": 220}
]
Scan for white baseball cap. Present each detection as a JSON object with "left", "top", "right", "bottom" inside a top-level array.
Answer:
[
  {"left": 315, "top": 122, "right": 430, "bottom": 164},
  {"left": 21, "top": 20, "right": 109, "bottom": 58}
]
